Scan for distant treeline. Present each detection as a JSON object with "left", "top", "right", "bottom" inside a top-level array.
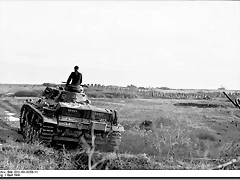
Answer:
[
  {"left": 14, "top": 90, "right": 44, "bottom": 97},
  {"left": 42, "top": 83, "right": 59, "bottom": 87},
  {"left": 42, "top": 82, "right": 173, "bottom": 90},
  {"left": 3, "top": 83, "right": 235, "bottom": 100}
]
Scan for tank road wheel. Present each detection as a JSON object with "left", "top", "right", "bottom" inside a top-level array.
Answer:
[
  {"left": 27, "top": 113, "right": 41, "bottom": 143},
  {"left": 21, "top": 110, "right": 30, "bottom": 139},
  {"left": 23, "top": 111, "right": 35, "bottom": 143},
  {"left": 106, "top": 131, "right": 121, "bottom": 153},
  {"left": 31, "top": 125, "right": 40, "bottom": 143},
  {"left": 19, "top": 106, "right": 27, "bottom": 136},
  {"left": 19, "top": 106, "right": 26, "bottom": 134},
  {"left": 22, "top": 109, "right": 36, "bottom": 143},
  {"left": 25, "top": 122, "right": 33, "bottom": 143}
]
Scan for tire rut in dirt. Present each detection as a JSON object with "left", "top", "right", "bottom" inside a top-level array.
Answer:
[
  {"left": 2, "top": 99, "right": 21, "bottom": 114},
  {"left": 0, "top": 99, "right": 19, "bottom": 115}
]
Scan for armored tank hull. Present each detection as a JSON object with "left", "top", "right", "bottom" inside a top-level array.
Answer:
[{"left": 19, "top": 85, "right": 124, "bottom": 152}]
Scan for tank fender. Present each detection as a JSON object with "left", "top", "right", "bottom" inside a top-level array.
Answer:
[{"left": 22, "top": 104, "right": 57, "bottom": 125}]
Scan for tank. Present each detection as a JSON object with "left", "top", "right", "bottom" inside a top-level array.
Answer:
[{"left": 19, "top": 84, "right": 124, "bottom": 152}]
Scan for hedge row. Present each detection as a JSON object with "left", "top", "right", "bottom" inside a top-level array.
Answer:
[
  {"left": 13, "top": 89, "right": 138, "bottom": 99},
  {"left": 14, "top": 90, "right": 44, "bottom": 97},
  {"left": 86, "top": 91, "right": 138, "bottom": 99}
]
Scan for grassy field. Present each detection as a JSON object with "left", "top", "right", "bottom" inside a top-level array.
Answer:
[{"left": 0, "top": 84, "right": 240, "bottom": 171}]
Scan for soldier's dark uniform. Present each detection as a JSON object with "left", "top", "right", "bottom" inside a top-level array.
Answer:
[{"left": 66, "top": 71, "right": 82, "bottom": 86}]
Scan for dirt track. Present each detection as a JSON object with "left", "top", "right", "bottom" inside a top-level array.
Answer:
[{"left": 0, "top": 99, "right": 24, "bottom": 143}]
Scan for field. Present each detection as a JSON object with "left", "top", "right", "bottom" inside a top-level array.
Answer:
[{"left": 0, "top": 84, "right": 240, "bottom": 171}]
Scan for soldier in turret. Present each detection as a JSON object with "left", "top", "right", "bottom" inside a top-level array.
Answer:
[
  {"left": 65, "top": 66, "right": 83, "bottom": 93},
  {"left": 66, "top": 66, "right": 82, "bottom": 86}
]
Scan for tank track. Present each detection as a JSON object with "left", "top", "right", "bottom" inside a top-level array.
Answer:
[{"left": 19, "top": 105, "right": 55, "bottom": 146}]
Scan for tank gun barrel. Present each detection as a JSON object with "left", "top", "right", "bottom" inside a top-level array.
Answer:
[
  {"left": 61, "top": 82, "right": 88, "bottom": 88},
  {"left": 81, "top": 84, "right": 89, "bottom": 88}
]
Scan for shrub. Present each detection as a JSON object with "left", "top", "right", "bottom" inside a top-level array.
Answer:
[
  {"left": 87, "top": 92, "right": 106, "bottom": 98},
  {"left": 42, "top": 83, "right": 58, "bottom": 87},
  {"left": 157, "top": 87, "right": 172, "bottom": 90},
  {"left": 189, "top": 128, "right": 220, "bottom": 142},
  {"left": 103, "top": 92, "right": 138, "bottom": 99},
  {"left": 14, "top": 90, "right": 43, "bottom": 97},
  {"left": 85, "top": 90, "right": 138, "bottom": 99}
]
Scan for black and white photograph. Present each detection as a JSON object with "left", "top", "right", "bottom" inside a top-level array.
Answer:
[{"left": 0, "top": 0, "right": 240, "bottom": 178}]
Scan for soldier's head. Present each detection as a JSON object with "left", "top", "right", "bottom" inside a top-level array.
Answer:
[{"left": 74, "top": 66, "right": 79, "bottom": 72}]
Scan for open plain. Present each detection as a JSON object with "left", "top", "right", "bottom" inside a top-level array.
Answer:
[{"left": 0, "top": 84, "right": 240, "bottom": 170}]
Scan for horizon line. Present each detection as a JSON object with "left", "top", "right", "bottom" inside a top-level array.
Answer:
[{"left": 0, "top": 83, "right": 238, "bottom": 91}]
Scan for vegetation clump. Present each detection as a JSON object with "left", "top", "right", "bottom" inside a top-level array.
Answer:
[{"left": 14, "top": 90, "right": 44, "bottom": 97}]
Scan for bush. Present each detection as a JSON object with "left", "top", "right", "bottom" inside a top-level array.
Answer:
[
  {"left": 85, "top": 90, "right": 138, "bottom": 99},
  {"left": 189, "top": 128, "right": 220, "bottom": 142},
  {"left": 158, "top": 87, "right": 172, "bottom": 90},
  {"left": 14, "top": 90, "right": 44, "bottom": 97},
  {"left": 87, "top": 92, "right": 106, "bottom": 98},
  {"left": 42, "top": 83, "right": 58, "bottom": 87},
  {"left": 103, "top": 92, "right": 138, "bottom": 99}
]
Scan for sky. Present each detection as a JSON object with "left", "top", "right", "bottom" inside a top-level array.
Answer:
[{"left": 0, "top": 1, "right": 239, "bottom": 90}]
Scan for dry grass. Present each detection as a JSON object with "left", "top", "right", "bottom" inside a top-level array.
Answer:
[
  {"left": 0, "top": 84, "right": 45, "bottom": 95},
  {"left": 90, "top": 98, "right": 240, "bottom": 169}
]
